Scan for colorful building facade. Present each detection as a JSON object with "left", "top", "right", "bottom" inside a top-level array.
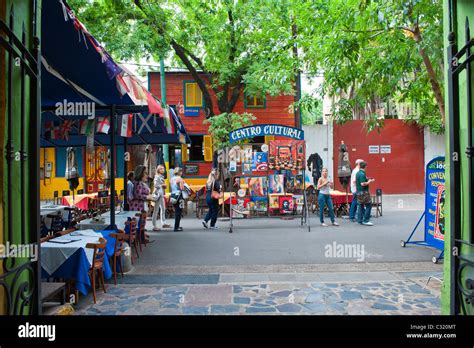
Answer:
[{"left": 148, "top": 72, "right": 298, "bottom": 185}]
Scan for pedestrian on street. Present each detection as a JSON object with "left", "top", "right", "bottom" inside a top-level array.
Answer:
[
  {"left": 151, "top": 165, "right": 171, "bottom": 231},
  {"left": 125, "top": 171, "right": 134, "bottom": 210},
  {"left": 317, "top": 168, "right": 339, "bottom": 227},
  {"left": 130, "top": 165, "right": 150, "bottom": 212},
  {"left": 170, "top": 167, "right": 186, "bottom": 231},
  {"left": 202, "top": 168, "right": 221, "bottom": 229},
  {"left": 349, "top": 159, "right": 364, "bottom": 222},
  {"left": 356, "top": 161, "right": 375, "bottom": 226}
]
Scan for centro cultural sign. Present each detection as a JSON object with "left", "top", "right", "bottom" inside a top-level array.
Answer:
[{"left": 229, "top": 125, "right": 304, "bottom": 143}]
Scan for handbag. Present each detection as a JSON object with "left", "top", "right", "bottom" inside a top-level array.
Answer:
[
  {"left": 211, "top": 190, "right": 221, "bottom": 200},
  {"left": 170, "top": 192, "right": 182, "bottom": 205},
  {"left": 356, "top": 191, "right": 371, "bottom": 205}
]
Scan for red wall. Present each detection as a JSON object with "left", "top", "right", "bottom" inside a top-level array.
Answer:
[{"left": 333, "top": 120, "right": 425, "bottom": 194}]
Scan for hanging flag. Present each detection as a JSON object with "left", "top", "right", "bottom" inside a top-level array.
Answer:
[
  {"left": 80, "top": 119, "right": 95, "bottom": 136},
  {"left": 170, "top": 107, "right": 188, "bottom": 144},
  {"left": 116, "top": 73, "right": 129, "bottom": 96},
  {"left": 96, "top": 117, "right": 110, "bottom": 134},
  {"left": 163, "top": 106, "right": 172, "bottom": 134},
  {"left": 102, "top": 52, "right": 123, "bottom": 80},
  {"left": 120, "top": 113, "right": 133, "bottom": 137},
  {"left": 60, "top": 119, "right": 74, "bottom": 140},
  {"left": 45, "top": 121, "right": 60, "bottom": 140},
  {"left": 136, "top": 113, "right": 153, "bottom": 134},
  {"left": 146, "top": 91, "right": 164, "bottom": 116}
]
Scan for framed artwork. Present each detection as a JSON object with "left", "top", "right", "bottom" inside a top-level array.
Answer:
[
  {"left": 251, "top": 197, "right": 268, "bottom": 212},
  {"left": 269, "top": 195, "right": 279, "bottom": 209},
  {"left": 279, "top": 195, "right": 293, "bottom": 214},
  {"left": 268, "top": 174, "right": 284, "bottom": 194}
]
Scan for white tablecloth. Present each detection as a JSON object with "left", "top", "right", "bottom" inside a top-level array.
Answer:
[
  {"left": 41, "top": 229, "right": 103, "bottom": 275},
  {"left": 40, "top": 205, "right": 69, "bottom": 229},
  {"left": 77, "top": 211, "right": 138, "bottom": 230}
]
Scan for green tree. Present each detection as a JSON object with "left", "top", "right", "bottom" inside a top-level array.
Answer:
[
  {"left": 295, "top": 0, "right": 444, "bottom": 133},
  {"left": 204, "top": 112, "right": 256, "bottom": 150},
  {"left": 69, "top": 0, "right": 299, "bottom": 117}
]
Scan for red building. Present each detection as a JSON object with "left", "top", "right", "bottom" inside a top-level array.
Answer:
[{"left": 148, "top": 72, "right": 297, "bottom": 185}]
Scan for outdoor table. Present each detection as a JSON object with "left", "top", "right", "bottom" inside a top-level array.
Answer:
[
  {"left": 77, "top": 211, "right": 138, "bottom": 230},
  {"left": 61, "top": 192, "right": 98, "bottom": 210},
  {"left": 330, "top": 190, "right": 353, "bottom": 205},
  {"left": 40, "top": 205, "right": 69, "bottom": 229},
  {"left": 41, "top": 229, "right": 114, "bottom": 295}
]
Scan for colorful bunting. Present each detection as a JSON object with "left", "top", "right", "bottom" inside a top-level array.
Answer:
[
  {"left": 60, "top": 119, "right": 74, "bottom": 140},
  {"left": 44, "top": 121, "right": 60, "bottom": 140},
  {"left": 96, "top": 117, "right": 110, "bottom": 134},
  {"left": 146, "top": 91, "right": 164, "bottom": 115},
  {"left": 80, "top": 119, "right": 95, "bottom": 136},
  {"left": 136, "top": 113, "right": 153, "bottom": 134},
  {"left": 120, "top": 113, "right": 133, "bottom": 137}
]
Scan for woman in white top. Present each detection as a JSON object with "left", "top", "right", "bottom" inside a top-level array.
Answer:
[
  {"left": 317, "top": 168, "right": 339, "bottom": 227},
  {"left": 152, "top": 165, "right": 171, "bottom": 231}
]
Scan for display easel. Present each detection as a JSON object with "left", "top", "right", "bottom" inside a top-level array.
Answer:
[{"left": 227, "top": 141, "right": 310, "bottom": 233}]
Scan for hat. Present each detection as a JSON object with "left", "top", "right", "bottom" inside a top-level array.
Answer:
[{"left": 355, "top": 159, "right": 364, "bottom": 164}]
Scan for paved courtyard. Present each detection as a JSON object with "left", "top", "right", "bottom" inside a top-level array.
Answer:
[{"left": 71, "top": 270, "right": 442, "bottom": 315}]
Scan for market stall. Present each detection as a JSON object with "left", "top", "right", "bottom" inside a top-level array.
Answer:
[{"left": 226, "top": 125, "right": 310, "bottom": 233}]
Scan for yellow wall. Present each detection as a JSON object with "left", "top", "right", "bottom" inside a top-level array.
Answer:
[{"left": 40, "top": 148, "right": 124, "bottom": 200}]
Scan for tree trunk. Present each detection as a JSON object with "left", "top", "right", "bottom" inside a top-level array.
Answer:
[{"left": 414, "top": 28, "right": 445, "bottom": 125}]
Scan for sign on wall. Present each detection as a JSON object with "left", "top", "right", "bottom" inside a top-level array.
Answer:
[
  {"left": 424, "top": 156, "right": 445, "bottom": 250},
  {"left": 184, "top": 164, "right": 199, "bottom": 175},
  {"left": 229, "top": 125, "right": 304, "bottom": 143},
  {"left": 368, "top": 145, "right": 380, "bottom": 154},
  {"left": 380, "top": 145, "right": 392, "bottom": 154}
]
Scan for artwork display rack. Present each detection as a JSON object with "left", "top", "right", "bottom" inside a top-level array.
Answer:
[{"left": 227, "top": 142, "right": 310, "bottom": 233}]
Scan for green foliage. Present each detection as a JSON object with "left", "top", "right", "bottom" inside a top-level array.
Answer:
[
  {"left": 204, "top": 112, "right": 256, "bottom": 150},
  {"left": 295, "top": 0, "right": 444, "bottom": 133},
  {"left": 295, "top": 94, "right": 323, "bottom": 125}
]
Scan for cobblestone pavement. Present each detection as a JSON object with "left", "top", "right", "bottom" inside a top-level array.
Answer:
[{"left": 72, "top": 277, "right": 441, "bottom": 315}]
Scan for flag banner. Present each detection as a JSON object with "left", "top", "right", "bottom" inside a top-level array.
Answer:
[
  {"left": 96, "top": 116, "right": 110, "bottom": 134},
  {"left": 80, "top": 119, "right": 95, "bottom": 136},
  {"left": 116, "top": 73, "right": 129, "bottom": 96},
  {"left": 86, "top": 135, "right": 95, "bottom": 154},
  {"left": 120, "top": 113, "right": 133, "bottom": 137},
  {"left": 163, "top": 106, "right": 173, "bottom": 134},
  {"left": 60, "top": 119, "right": 74, "bottom": 140},
  {"left": 146, "top": 91, "right": 164, "bottom": 115},
  {"left": 170, "top": 107, "right": 188, "bottom": 144},
  {"left": 45, "top": 121, "right": 61, "bottom": 140}
]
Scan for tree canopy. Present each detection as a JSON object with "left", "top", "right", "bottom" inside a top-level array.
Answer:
[{"left": 69, "top": 0, "right": 444, "bottom": 133}]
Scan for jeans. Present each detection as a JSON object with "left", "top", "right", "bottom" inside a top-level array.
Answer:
[
  {"left": 349, "top": 193, "right": 358, "bottom": 220},
  {"left": 174, "top": 199, "right": 184, "bottom": 230},
  {"left": 357, "top": 200, "right": 372, "bottom": 224},
  {"left": 152, "top": 196, "right": 166, "bottom": 228},
  {"left": 318, "top": 193, "right": 335, "bottom": 224},
  {"left": 204, "top": 196, "right": 219, "bottom": 227}
]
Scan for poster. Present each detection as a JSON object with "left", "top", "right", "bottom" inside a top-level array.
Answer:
[
  {"left": 279, "top": 196, "right": 293, "bottom": 214},
  {"left": 268, "top": 175, "right": 285, "bottom": 194},
  {"left": 268, "top": 140, "right": 305, "bottom": 171},
  {"left": 253, "top": 152, "right": 268, "bottom": 171},
  {"left": 424, "top": 157, "right": 445, "bottom": 250},
  {"left": 251, "top": 197, "right": 268, "bottom": 212},
  {"left": 247, "top": 177, "right": 266, "bottom": 196}
]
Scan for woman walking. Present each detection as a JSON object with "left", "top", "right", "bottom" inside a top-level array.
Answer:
[
  {"left": 170, "top": 167, "right": 187, "bottom": 231},
  {"left": 152, "top": 165, "right": 171, "bottom": 231},
  {"left": 202, "top": 169, "right": 221, "bottom": 229},
  {"left": 317, "top": 168, "right": 339, "bottom": 227}
]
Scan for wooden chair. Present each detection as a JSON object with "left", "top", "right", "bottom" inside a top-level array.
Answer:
[
  {"left": 85, "top": 237, "right": 108, "bottom": 304},
  {"left": 109, "top": 230, "right": 126, "bottom": 285},
  {"left": 124, "top": 218, "right": 139, "bottom": 264},
  {"left": 135, "top": 211, "right": 148, "bottom": 250},
  {"left": 54, "top": 227, "right": 77, "bottom": 237},
  {"left": 372, "top": 188, "right": 383, "bottom": 217}
]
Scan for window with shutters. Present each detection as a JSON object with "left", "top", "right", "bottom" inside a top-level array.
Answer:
[
  {"left": 244, "top": 91, "right": 266, "bottom": 108},
  {"left": 188, "top": 135, "right": 204, "bottom": 161},
  {"left": 184, "top": 81, "right": 203, "bottom": 107}
]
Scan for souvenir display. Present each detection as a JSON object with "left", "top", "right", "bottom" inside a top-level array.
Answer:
[
  {"left": 247, "top": 177, "right": 266, "bottom": 196},
  {"left": 253, "top": 152, "right": 268, "bottom": 172},
  {"left": 269, "top": 195, "right": 280, "bottom": 209},
  {"left": 268, "top": 140, "right": 305, "bottom": 171}
]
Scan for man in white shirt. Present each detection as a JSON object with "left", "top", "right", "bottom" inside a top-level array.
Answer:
[{"left": 349, "top": 159, "right": 364, "bottom": 221}]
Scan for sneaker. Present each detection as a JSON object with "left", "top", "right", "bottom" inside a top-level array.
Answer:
[
  {"left": 332, "top": 222, "right": 339, "bottom": 226},
  {"left": 362, "top": 222, "right": 374, "bottom": 226},
  {"left": 202, "top": 220, "right": 208, "bottom": 229},
  {"left": 162, "top": 224, "right": 171, "bottom": 228},
  {"left": 321, "top": 223, "right": 328, "bottom": 227},
  {"left": 174, "top": 227, "right": 183, "bottom": 232}
]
